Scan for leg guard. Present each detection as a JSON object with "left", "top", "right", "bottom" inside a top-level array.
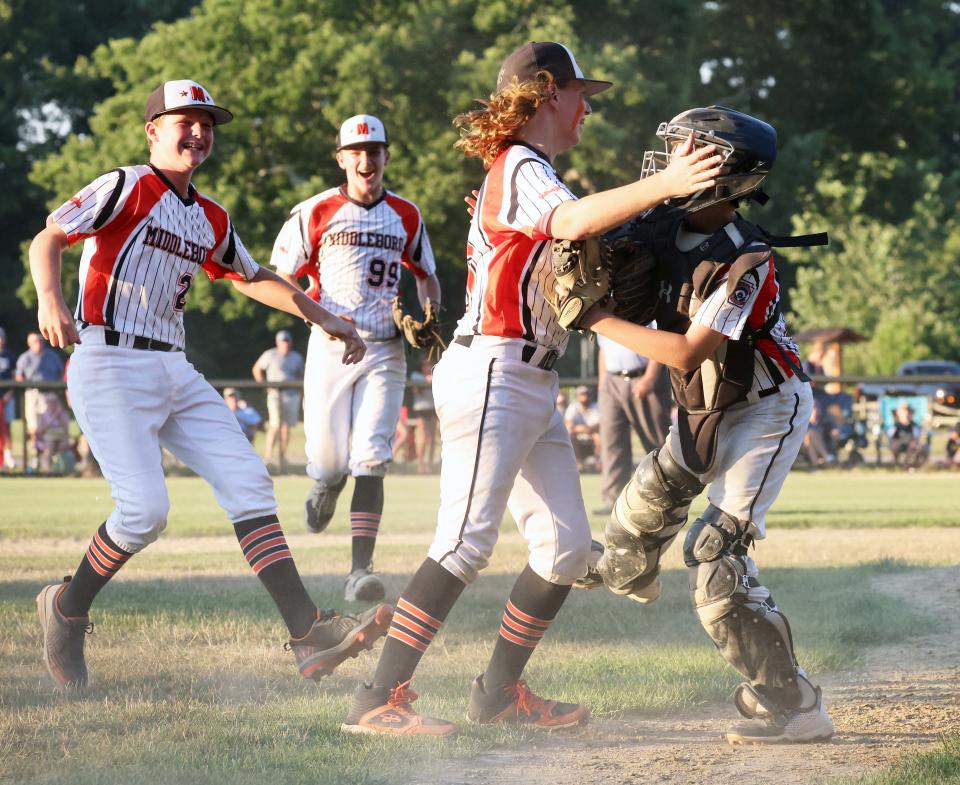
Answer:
[
  {"left": 684, "top": 505, "right": 808, "bottom": 712},
  {"left": 597, "top": 446, "right": 704, "bottom": 603}
]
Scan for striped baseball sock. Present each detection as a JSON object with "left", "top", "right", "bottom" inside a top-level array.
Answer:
[
  {"left": 482, "top": 565, "right": 571, "bottom": 691},
  {"left": 58, "top": 522, "right": 134, "bottom": 617},
  {"left": 350, "top": 475, "right": 383, "bottom": 570},
  {"left": 234, "top": 515, "right": 317, "bottom": 638},
  {"left": 372, "top": 558, "right": 465, "bottom": 688}
]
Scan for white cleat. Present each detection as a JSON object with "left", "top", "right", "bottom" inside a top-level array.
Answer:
[{"left": 344, "top": 567, "right": 386, "bottom": 603}]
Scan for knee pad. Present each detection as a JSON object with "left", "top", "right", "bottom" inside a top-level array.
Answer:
[
  {"left": 598, "top": 447, "right": 705, "bottom": 602},
  {"left": 684, "top": 505, "right": 804, "bottom": 709}
]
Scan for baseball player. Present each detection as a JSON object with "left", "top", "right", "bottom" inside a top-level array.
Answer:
[
  {"left": 270, "top": 114, "right": 441, "bottom": 603},
  {"left": 575, "top": 106, "right": 835, "bottom": 744},
  {"left": 27, "top": 79, "right": 392, "bottom": 692},
  {"left": 340, "top": 42, "right": 722, "bottom": 736}
]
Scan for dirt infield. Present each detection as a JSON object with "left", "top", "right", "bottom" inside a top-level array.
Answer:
[{"left": 411, "top": 563, "right": 960, "bottom": 785}]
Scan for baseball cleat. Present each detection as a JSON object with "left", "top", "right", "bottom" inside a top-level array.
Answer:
[
  {"left": 572, "top": 539, "right": 605, "bottom": 590},
  {"left": 726, "top": 702, "right": 835, "bottom": 745},
  {"left": 304, "top": 475, "right": 347, "bottom": 533},
  {"left": 286, "top": 603, "right": 393, "bottom": 680},
  {"left": 344, "top": 566, "right": 386, "bottom": 603},
  {"left": 467, "top": 675, "right": 590, "bottom": 729},
  {"left": 341, "top": 681, "right": 458, "bottom": 736},
  {"left": 36, "top": 577, "right": 93, "bottom": 691}
]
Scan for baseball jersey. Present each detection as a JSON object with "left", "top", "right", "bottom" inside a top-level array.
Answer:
[
  {"left": 270, "top": 186, "right": 436, "bottom": 341},
  {"left": 456, "top": 142, "right": 577, "bottom": 353},
  {"left": 687, "top": 237, "right": 802, "bottom": 399},
  {"left": 50, "top": 164, "right": 260, "bottom": 351}
]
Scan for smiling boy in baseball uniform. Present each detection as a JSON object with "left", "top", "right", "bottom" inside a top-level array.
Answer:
[
  {"left": 28, "top": 79, "right": 392, "bottom": 691},
  {"left": 270, "top": 114, "right": 442, "bottom": 603}
]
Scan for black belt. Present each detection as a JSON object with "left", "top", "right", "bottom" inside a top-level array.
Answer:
[
  {"left": 454, "top": 335, "right": 559, "bottom": 371},
  {"left": 104, "top": 329, "right": 176, "bottom": 352},
  {"left": 613, "top": 368, "right": 646, "bottom": 379}
]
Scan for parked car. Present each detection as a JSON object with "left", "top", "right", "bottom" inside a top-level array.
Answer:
[{"left": 857, "top": 360, "right": 960, "bottom": 409}]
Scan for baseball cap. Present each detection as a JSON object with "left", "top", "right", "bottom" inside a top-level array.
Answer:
[
  {"left": 496, "top": 42, "right": 612, "bottom": 96},
  {"left": 222, "top": 387, "right": 238, "bottom": 398},
  {"left": 576, "top": 385, "right": 590, "bottom": 395},
  {"left": 144, "top": 80, "right": 233, "bottom": 125},
  {"left": 336, "top": 114, "right": 388, "bottom": 150},
  {"left": 276, "top": 329, "right": 293, "bottom": 342}
]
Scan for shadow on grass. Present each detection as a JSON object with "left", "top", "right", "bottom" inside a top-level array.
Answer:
[{"left": 1, "top": 558, "right": 934, "bottom": 650}]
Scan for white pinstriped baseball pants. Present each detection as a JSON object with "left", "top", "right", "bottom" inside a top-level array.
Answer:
[
  {"left": 68, "top": 341, "right": 276, "bottom": 552},
  {"left": 427, "top": 340, "right": 592, "bottom": 585}
]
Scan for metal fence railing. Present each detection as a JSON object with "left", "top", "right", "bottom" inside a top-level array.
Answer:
[{"left": 2, "top": 375, "right": 958, "bottom": 475}]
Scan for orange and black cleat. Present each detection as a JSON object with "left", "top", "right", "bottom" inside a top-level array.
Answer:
[
  {"left": 467, "top": 675, "right": 589, "bottom": 728},
  {"left": 287, "top": 603, "right": 393, "bottom": 680},
  {"left": 341, "top": 680, "right": 459, "bottom": 736}
]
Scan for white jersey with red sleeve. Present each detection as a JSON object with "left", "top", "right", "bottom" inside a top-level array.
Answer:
[
  {"left": 690, "top": 246, "right": 803, "bottom": 398},
  {"left": 50, "top": 164, "right": 259, "bottom": 351},
  {"left": 270, "top": 186, "right": 436, "bottom": 341},
  {"left": 455, "top": 142, "right": 577, "bottom": 354}
]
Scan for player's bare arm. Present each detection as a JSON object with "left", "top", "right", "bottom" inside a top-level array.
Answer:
[
  {"left": 28, "top": 221, "right": 79, "bottom": 349},
  {"left": 416, "top": 273, "right": 442, "bottom": 309},
  {"left": 232, "top": 268, "right": 366, "bottom": 364},
  {"left": 547, "top": 136, "right": 722, "bottom": 240},
  {"left": 584, "top": 310, "right": 725, "bottom": 372}
]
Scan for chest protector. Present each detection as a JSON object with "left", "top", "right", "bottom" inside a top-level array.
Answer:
[{"left": 634, "top": 207, "right": 825, "bottom": 474}]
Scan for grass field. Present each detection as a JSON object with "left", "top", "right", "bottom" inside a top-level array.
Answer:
[{"left": 1, "top": 471, "right": 958, "bottom": 784}]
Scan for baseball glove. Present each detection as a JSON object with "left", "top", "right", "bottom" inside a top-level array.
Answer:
[
  {"left": 604, "top": 221, "right": 660, "bottom": 326},
  {"left": 550, "top": 236, "right": 612, "bottom": 331},
  {"left": 392, "top": 296, "right": 445, "bottom": 352}
]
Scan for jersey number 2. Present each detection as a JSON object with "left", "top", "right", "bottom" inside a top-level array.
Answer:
[
  {"left": 174, "top": 272, "right": 194, "bottom": 312},
  {"left": 367, "top": 258, "right": 399, "bottom": 288}
]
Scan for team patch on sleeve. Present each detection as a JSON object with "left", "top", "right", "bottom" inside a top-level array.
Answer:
[{"left": 727, "top": 275, "right": 757, "bottom": 308}]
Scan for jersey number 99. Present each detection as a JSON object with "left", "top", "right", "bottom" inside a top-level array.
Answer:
[{"left": 368, "top": 258, "right": 399, "bottom": 288}]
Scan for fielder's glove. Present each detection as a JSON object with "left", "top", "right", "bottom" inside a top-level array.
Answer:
[
  {"left": 392, "top": 296, "right": 445, "bottom": 353},
  {"left": 550, "top": 236, "right": 612, "bottom": 331},
  {"left": 604, "top": 221, "right": 661, "bottom": 326}
]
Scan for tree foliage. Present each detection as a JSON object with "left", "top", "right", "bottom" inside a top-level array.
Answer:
[{"left": 13, "top": 0, "right": 960, "bottom": 375}]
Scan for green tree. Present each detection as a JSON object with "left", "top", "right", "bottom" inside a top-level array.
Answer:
[{"left": 790, "top": 154, "right": 960, "bottom": 373}]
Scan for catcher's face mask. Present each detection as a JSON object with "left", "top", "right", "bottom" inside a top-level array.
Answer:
[{"left": 642, "top": 122, "right": 775, "bottom": 213}]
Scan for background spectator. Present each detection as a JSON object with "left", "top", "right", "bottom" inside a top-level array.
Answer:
[
  {"left": 802, "top": 399, "right": 835, "bottom": 468},
  {"left": 595, "top": 335, "right": 671, "bottom": 515},
  {"left": 943, "top": 422, "right": 960, "bottom": 470},
  {"left": 0, "top": 327, "right": 16, "bottom": 469},
  {"left": 888, "top": 402, "right": 924, "bottom": 469},
  {"left": 34, "top": 393, "right": 73, "bottom": 474},
  {"left": 15, "top": 331, "right": 64, "bottom": 469},
  {"left": 223, "top": 387, "right": 264, "bottom": 443},
  {"left": 556, "top": 390, "right": 569, "bottom": 415},
  {"left": 252, "top": 329, "right": 304, "bottom": 472},
  {"left": 565, "top": 384, "right": 601, "bottom": 472},
  {"left": 407, "top": 356, "right": 438, "bottom": 473}
]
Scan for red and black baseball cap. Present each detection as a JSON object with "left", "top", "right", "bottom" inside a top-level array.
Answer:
[
  {"left": 144, "top": 80, "right": 233, "bottom": 125},
  {"left": 496, "top": 42, "right": 613, "bottom": 96}
]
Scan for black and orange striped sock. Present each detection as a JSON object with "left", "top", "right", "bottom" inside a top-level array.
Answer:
[
  {"left": 350, "top": 475, "right": 383, "bottom": 570},
  {"left": 234, "top": 515, "right": 316, "bottom": 638},
  {"left": 372, "top": 558, "right": 465, "bottom": 689},
  {"left": 482, "top": 565, "right": 571, "bottom": 691},
  {"left": 58, "top": 522, "right": 134, "bottom": 617}
]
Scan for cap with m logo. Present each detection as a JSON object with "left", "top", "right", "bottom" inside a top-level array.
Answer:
[
  {"left": 336, "top": 114, "right": 388, "bottom": 150},
  {"left": 144, "top": 79, "right": 234, "bottom": 125}
]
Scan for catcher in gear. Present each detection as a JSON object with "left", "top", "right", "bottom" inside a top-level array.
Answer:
[{"left": 571, "top": 106, "right": 835, "bottom": 746}]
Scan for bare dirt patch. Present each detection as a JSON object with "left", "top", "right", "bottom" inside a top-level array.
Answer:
[{"left": 410, "top": 564, "right": 960, "bottom": 785}]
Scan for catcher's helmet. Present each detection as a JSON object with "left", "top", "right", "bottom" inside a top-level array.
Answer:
[{"left": 641, "top": 105, "right": 777, "bottom": 213}]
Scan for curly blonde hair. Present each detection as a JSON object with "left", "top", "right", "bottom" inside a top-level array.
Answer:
[{"left": 454, "top": 72, "right": 556, "bottom": 169}]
